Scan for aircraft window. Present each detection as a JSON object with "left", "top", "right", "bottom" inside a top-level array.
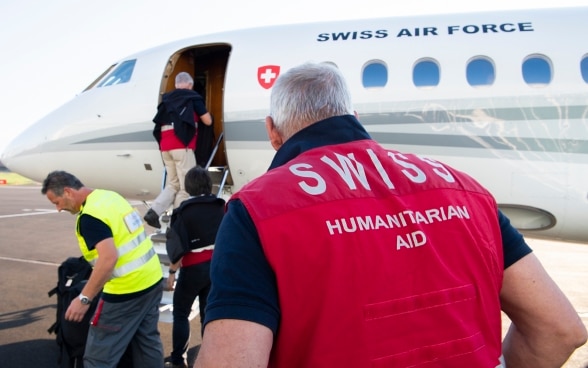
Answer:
[
  {"left": 522, "top": 55, "right": 552, "bottom": 86},
  {"left": 581, "top": 55, "right": 588, "bottom": 83},
  {"left": 413, "top": 59, "right": 440, "bottom": 87},
  {"left": 362, "top": 61, "right": 388, "bottom": 88},
  {"left": 97, "top": 59, "right": 136, "bottom": 87},
  {"left": 466, "top": 57, "right": 495, "bottom": 86},
  {"left": 83, "top": 64, "right": 116, "bottom": 91}
]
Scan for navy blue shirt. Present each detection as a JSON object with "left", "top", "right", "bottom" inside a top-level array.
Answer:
[
  {"left": 204, "top": 115, "right": 533, "bottom": 335},
  {"left": 78, "top": 214, "right": 112, "bottom": 250}
]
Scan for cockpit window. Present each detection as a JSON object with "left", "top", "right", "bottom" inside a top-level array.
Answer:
[
  {"left": 96, "top": 59, "right": 136, "bottom": 87},
  {"left": 82, "top": 64, "right": 115, "bottom": 91}
]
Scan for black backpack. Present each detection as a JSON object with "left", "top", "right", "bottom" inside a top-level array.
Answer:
[
  {"left": 165, "top": 196, "right": 225, "bottom": 264},
  {"left": 48, "top": 256, "right": 97, "bottom": 368}
]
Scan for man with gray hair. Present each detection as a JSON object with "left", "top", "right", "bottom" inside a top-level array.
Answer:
[
  {"left": 145, "top": 71, "right": 213, "bottom": 228},
  {"left": 42, "top": 170, "right": 164, "bottom": 367},
  {"left": 195, "top": 62, "right": 586, "bottom": 367}
]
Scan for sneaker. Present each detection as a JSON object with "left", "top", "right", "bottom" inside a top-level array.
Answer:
[
  {"left": 164, "top": 362, "right": 187, "bottom": 368},
  {"left": 143, "top": 209, "right": 161, "bottom": 228}
]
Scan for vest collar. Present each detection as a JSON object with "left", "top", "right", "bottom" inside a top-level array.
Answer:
[{"left": 269, "top": 115, "right": 371, "bottom": 170}]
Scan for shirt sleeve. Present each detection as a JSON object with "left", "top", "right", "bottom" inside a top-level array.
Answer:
[
  {"left": 204, "top": 199, "right": 280, "bottom": 335},
  {"left": 78, "top": 214, "right": 113, "bottom": 251},
  {"left": 193, "top": 98, "right": 209, "bottom": 117},
  {"left": 499, "top": 210, "right": 533, "bottom": 268}
]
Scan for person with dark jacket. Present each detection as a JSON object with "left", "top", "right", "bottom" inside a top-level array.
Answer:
[
  {"left": 164, "top": 166, "right": 225, "bottom": 368},
  {"left": 144, "top": 72, "right": 213, "bottom": 228}
]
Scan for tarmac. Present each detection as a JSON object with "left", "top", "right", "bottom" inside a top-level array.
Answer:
[{"left": 0, "top": 179, "right": 587, "bottom": 367}]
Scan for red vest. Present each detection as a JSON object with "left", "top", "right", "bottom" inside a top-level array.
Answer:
[
  {"left": 159, "top": 129, "right": 196, "bottom": 151},
  {"left": 159, "top": 112, "right": 198, "bottom": 151},
  {"left": 182, "top": 249, "right": 212, "bottom": 267},
  {"left": 233, "top": 139, "right": 504, "bottom": 367}
]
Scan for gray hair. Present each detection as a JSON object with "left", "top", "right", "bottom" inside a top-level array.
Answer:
[
  {"left": 175, "top": 71, "right": 194, "bottom": 87},
  {"left": 41, "top": 170, "right": 84, "bottom": 196},
  {"left": 269, "top": 62, "right": 354, "bottom": 141}
]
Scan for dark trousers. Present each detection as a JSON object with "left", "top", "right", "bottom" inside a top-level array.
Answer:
[{"left": 171, "top": 261, "right": 211, "bottom": 365}]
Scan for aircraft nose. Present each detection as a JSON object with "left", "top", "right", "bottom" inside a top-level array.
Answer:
[
  {"left": 0, "top": 123, "right": 48, "bottom": 182},
  {"left": 1, "top": 132, "right": 28, "bottom": 171}
]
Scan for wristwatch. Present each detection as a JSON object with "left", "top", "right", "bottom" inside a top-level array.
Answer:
[{"left": 79, "top": 294, "right": 92, "bottom": 305}]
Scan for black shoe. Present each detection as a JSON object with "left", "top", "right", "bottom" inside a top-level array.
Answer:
[
  {"left": 143, "top": 209, "right": 161, "bottom": 228},
  {"left": 164, "top": 362, "right": 187, "bottom": 368}
]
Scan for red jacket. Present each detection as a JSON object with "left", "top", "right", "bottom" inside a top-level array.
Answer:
[{"left": 234, "top": 139, "right": 504, "bottom": 367}]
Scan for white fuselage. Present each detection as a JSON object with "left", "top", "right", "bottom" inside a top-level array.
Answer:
[{"left": 3, "top": 7, "right": 587, "bottom": 243}]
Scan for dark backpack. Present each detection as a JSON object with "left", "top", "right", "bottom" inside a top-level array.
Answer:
[
  {"left": 165, "top": 209, "right": 192, "bottom": 264},
  {"left": 48, "top": 256, "right": 97, "bottom": 368},
  {"left": 165, "top": 196, "right": 225, "bottom": 264},
  {"left": 48, "top": 257, "right": 134, "bottom": 368}
]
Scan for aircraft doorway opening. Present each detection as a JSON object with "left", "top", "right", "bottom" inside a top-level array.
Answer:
[{"left": 158, "top": 44, "right": 232, "bottom": 196}]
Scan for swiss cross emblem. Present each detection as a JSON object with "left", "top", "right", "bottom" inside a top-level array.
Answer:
[{"left": 257, "top": 65, "right": 280, "bottom": 89}]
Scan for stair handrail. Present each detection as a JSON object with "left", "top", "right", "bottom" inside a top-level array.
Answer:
[{"left": 205, "top": 132, "right": 224, "bottom": 170}]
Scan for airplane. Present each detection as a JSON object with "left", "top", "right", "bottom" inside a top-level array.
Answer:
[{"left": 2, "top": 6, "right": 588, "bottom": 245}]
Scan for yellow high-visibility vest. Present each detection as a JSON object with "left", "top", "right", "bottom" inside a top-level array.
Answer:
[{"left": 76, "top": 189, "right": 161, "bottom": 294}]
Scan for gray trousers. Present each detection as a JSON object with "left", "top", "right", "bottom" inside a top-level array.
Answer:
[{"left": 84, "top": 281, "right": 164, "bottom": 368}]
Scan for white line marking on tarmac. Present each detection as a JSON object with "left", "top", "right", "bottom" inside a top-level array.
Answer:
[
  {"left": 0, "top": 209, "right": 58, "bottom": 219},
  {"left": 0, "top": 256, "right": 60, "bottom": 267},
  {"left": 0, "top": 185, "right": 41, "bottom": 189}
]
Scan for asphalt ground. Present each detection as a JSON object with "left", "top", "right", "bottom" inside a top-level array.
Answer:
[{"left": 0, "top": 180, "right": 587, "bottom": 367}]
